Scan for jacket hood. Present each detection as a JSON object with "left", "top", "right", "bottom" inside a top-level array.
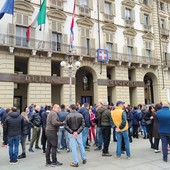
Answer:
[
  {"left": 97, "top": 106, "right": 107, "bottom": 114},
  {"left": 9, "top": 111, "right": 20, "bottom": 118}
]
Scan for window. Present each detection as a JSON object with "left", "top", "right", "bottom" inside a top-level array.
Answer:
[
  {"left": 160, "top": 19, "right": 165, "bottom": 28},
  {"left": 52, "top": 32, "right": 62, "bottom": 51},
  {"left": 146, "top": 49, "right": 151, "bottom": 62},
  {"left": 144, "top": 14, "right": 149, "bottom": 25},
  {"left": 86, "top": 38, "right": 90, "bottom": 55},
  {"left": 125, "top": 8, "right": 131, "bottom": 20},
  {"left": 105, "top": 2, "right": 111, "bottom": 15},
  {"left": 143, "top": 0, "right": 148, "bottom": 5},
  {"left": 16, "top": 26, "right": 28, "bottom": 47},
  {"left": 106, "top": 42, "right": 113, "bottom": 59},
  {"left": 160, "top": 2, "right": 164, "bottom": 11},
  {"left": 127, "top": 46, "right": 133, "bottom": 60},
  {"left": 80, "top": 0, "right": 88, "bottom": 7}
]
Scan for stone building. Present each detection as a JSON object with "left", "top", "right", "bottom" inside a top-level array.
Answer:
[{"left": 0, "top": 0, "right": 170, "bottom": 111}]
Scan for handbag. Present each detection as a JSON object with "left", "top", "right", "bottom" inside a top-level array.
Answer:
[{"left": 145, "top": 119, "right": 152, "bottom": 125}]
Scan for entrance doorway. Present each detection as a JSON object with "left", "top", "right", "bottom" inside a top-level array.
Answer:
[
  {"left": 14, "top": 96, "right": 22, "bottom": 113},
  {"left": 76, "top": 66, "right": 94, "bottom": 105}
]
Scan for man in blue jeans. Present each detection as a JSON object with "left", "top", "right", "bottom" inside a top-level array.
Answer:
[
  {"left": 65, "top": 104, "right": 87, "bottom": 167},
  {"left": 4, "top": 107, "right": 24, "bottom": 164},
  {"left": 111, "top": 101, "right": 131, "bottom": 159}
]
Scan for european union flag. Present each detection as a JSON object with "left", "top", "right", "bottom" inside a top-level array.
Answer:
[{"left": 0, "top": 0, "right": 14, "bottom": 20}]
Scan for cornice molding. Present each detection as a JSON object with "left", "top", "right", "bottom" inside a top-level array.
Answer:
[
  {"left": 123, "top": 28, "right": 137, "bottom": 36},
  {"left": 14, "top": 0, "right": 34, "bottom": 13},
  {"left": 140, "top": 6, "right": 152, "bottom": 13},
  {"left": 47, "top": 9, "right": 67, "bottom": 20},
  {"left": 142, "top": 32, "right": 154, "bottom": 40},
  {"left": 102, "top": 23, "right": 117, "bottom": 32},
  {"left": 121, "top": 0, "right": 135, "bottom": 8},
  {"left": 76, "top": 17, "right": 94, "bottom": 27}
]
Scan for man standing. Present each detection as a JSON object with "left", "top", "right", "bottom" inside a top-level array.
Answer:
[
  {"left": 97, "top": 101, "right": 112, "bottom": 156},
  {"left": 65, "top": 104, "right": 87, "bottom": 167},
  {"left": 111, "top": 101, "right": 131, "bottom": 159},
  {"left": 156, "top": 101, "right": 170, "bottom": 162},
  {"left": 28, "top": 106, "right": 41, "bottom": 152},
  {"left": 45, "top": 104, "right": 63, "bottom": 167},
  {"left": 57, "top": 104, "right": 70, "bottom": 152},
  {"left": 4, "top": 107, "right": 24, "bottom": 164}
]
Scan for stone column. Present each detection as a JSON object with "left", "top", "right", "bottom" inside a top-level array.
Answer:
[
  {"left": 27, "top": 57, "right": 51, "bottom": 106},
  {"left": 0, "top": 52, "right": 14, "bottom": 107}
]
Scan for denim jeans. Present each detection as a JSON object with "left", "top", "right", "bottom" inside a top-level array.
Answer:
[
  {"left": 96, "top": 127, "right": 103, "bottom": 148},
  {"left": 58, "top": 127, "right": 70, "bottom": 149},
  {"left": 82, "top": 127, "right": 89, "bottom": 147},
  {"left": 160, "top": 135, "right": 170, "bottom": 161},
  {"left": 68, "top": 133, "right": 86, "bottom": 164},
  {"left": 141, "top": 125, "right": 147, "bottom": 138},
  {"left": 116, "top": 130, "right": 131, "bottom": 157},
  {"left": 8, "top": 135, "right": 20, "bottom": 161}
]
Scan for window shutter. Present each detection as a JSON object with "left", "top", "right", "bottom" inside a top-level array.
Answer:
[
  {"left": 81, "top": 37, "right": 87, "bottom": 55},
  {"left": 57, "top": 22, "right": 62, "bottom": 33},
  {"left": 81, "top": 27, "right": 86, "bottom": 37},
  {"left": 140, "top": 12, "right": 144, "bottom": 24},
  {"left": 48, "top": 29, "right": 52, "bottom": 51},
  {"left": 114, "top": 43, "right": 117, "bottom": 53},
  {"left": 110, "top": 33, "right": 114, "bottom": 43},
  {"left": 30, "top": 27, "right": 35, "bottom": 49},
  {"left": 123, "top": 45, "right": 128, "bottom": 54},
  {"left": 7, "top": 23, "right": 15, "bottom": 46},
  {"left": 23, "top": 15, "right": 29, "bottom": 26},
  {"left": 90, "top": 38, "right": 96, "bottom": 56},
  {"left": 52, "top": 21, "right": 56, "bottom": 31},
  {"left": 100, "top": 0, "right": 105, "bottom": 13},
  {"left": 62, "top": 34, "right": 68, "bottom": 53},
  {"left": 165, "top": 19, "right": 169, "bottom": 30},
  {"left": 149, "top": 14, "right": 152, "bottom": 26},
  {"left": 106, "top": 33, "right": 110, "bottom": 42},
  {"left": 86, "top": 29, "right": 90, "bottom": 38},
  {"left": 16, "top": 13, "right": 22, "bottom": 25},
  {"left": 131, "top": 9, "right": 135, "bottom": 21},
  {"left": 121, "top": 6, "right": 125, "bottom": 19},
  {"left": 111, "top": 3, "right": 115, "bottom": 16},
  {"left": 142, "top": 49, "right": 146, "bottom": 57},
  {"left": 133, "top": 47, "right": 137, "bottom": 56},
  {"left": 88, "top": 0, "right": 93, "bottom": 9},
  {"left": 164, "top": 3, "right": 167, "bottom": 13}
]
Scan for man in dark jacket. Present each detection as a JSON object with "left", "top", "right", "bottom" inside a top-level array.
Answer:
[
  {"left": 28, "top": 105, "right": 41, "bottom": 152},
  {"left": 78, "top": 103, "right": 91, "bottom": 149},
  {"left": 65, "top": 104, "right": 87, "bottom": 167},
  {"left": 45, "top": 104, "right": 63, "bottom": 167},
  {"left": 97, "top": 101, "right": 112, "bottom": 156},
  {"left": 4, "top": 107, "right": 24, "bottom": 164}
]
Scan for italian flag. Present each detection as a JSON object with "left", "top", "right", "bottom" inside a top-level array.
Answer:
[{"left": 27, "top": 0, "right": 47, "bottom": 41}]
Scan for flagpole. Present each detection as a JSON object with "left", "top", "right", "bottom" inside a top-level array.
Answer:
[{"left": 39, "top": 0, "right": 42, "bottom": 31}]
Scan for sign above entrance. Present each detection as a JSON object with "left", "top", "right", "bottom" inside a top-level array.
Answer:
[
  {"left": 0, "top": 73, "right": 74, "bottom": 84},
  {"left": 98, "top": 79, "right": 144, "bottom": 87},
  {"left": 97, "top": 49, "right": 109, "bottom": 62}
]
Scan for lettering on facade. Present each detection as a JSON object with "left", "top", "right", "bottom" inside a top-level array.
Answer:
[{"left": 98, "top": 79, "right": 144, "bottom": 87}]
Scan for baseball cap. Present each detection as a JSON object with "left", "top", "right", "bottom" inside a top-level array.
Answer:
[{"left": 116, "top": 100, "right": 125, "bottom": 106}]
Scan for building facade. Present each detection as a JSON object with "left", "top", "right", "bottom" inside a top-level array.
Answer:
[{"left": 0, "top": 0, "right": 170, "bottom": 110}]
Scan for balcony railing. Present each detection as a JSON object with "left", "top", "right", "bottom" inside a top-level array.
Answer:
[
  {"left": 143, "top": 25, "right": 151, "bottom": 32},
  {"left": 108, "top": 52, "right": 158, "bottom": 66},
  {"left": 79, "top": 6, "right": 91, "bottom": 17},
  {"left": 161, "top": 28, "right": 169, "bottom": 37},
  {"left": 103, "top": 14, "right": 114, "bottom": 23},
  {"left": 0, "top": 33, "right": 159, "bottom": 66},
  {"left": 125, "top": 19, "right": 134, "bottom": 28}
]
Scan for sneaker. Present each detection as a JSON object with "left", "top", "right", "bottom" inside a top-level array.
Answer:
[
  {"left": 13, "top": 160, "right": 18, "bottom": 165},
  {"left": 66, "top": 149, "right": 71, "bottom": 153},
  {"left": 18, "top": 153, "right": 26, "bottom": 159},
  {"left": 82, "top": 159, "right": 87, "bottom": 164},
  {"left": 163, "top": 159, "right": 167, "bottom": 162},
  {"left": 70, "top": 162, "right": 79, "bottom": 167},
  {"left": 94, "top": 147, "right": 102, "bottom": 151},
  {"left": 114, "top": 156, "right": 121, "bottom": 160},
  {"left": 155, "top": 150, "right": 161, "bottom": 153},
  {"left": 57, "top": 149, "right": 60, "bottom": 153},
  {"left": 28, "top": 148, "right": 34, "bottom": 152},
  {"left": 45, "top": 162, "right": 52, "bottom": 166},
  {"left": 127, "top": 157, "right": 131, "bottom": 160},
  {"left": 9, "top": 160, "right": 14, "bottom": 165},
  {"left": 51, "top": 161, "right": 63, "bottom": 167}
]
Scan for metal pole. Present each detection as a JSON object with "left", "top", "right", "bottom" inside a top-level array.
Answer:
[{"left": 69, "top": 66, "right": 72, "bottom": 106}]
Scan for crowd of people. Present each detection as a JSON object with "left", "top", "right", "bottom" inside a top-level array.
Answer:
[{"left": 0, "top": 100, "right": 170, "bottom": 167}]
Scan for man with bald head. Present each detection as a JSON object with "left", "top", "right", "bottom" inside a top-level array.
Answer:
[
  {"left": 45, "top": 104, "right": 64, "bottom": 167},
  {"left": 28, "top": 105, "right": 41, "bottom": 152}
]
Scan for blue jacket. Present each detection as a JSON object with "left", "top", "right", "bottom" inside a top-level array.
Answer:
[
  {"left": 156, "top": 107, "right": 170, "bottom": 134},
  {"left": 132, "top": 110, "right": 141, "bottom": 126},
  {"left": 78, "top": 107, "right": 91, "bottom": 127}
]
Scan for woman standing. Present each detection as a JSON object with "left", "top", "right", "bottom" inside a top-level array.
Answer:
[
  {"left": 18, "top": 108, "right": 29, "bottom": 159},
  {"left": 144, "top": 105, "right": 154, "bottom": 149}
]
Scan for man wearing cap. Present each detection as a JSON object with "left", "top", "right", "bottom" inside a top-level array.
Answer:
[{"left": 111, "top": 101, "right": 131, "bottom": 159}]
